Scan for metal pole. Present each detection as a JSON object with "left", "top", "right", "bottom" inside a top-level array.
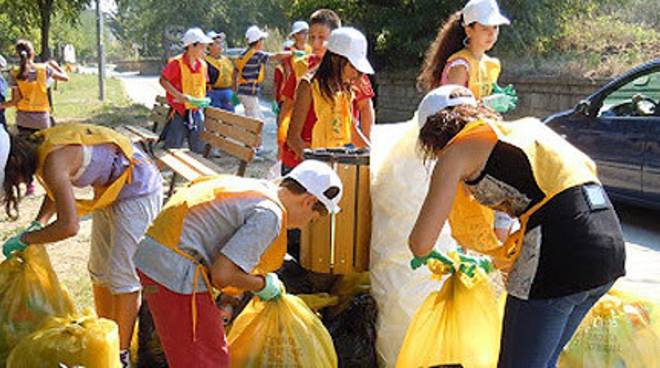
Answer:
[{"left": 96, "top": 0, "right": 105, "bottom": 101}]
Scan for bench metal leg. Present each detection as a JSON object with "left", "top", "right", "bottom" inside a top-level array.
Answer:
[
  {"left": 237, "top": 161, "right": 248, "bottom": 177},
  {"left": 168, "top": 172, "right": 178, "bottom": 198}
]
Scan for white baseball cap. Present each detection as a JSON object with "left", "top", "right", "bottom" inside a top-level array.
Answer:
[
  {"left": 326, "top": 27, "right": 374, "bottom": 75},
  {"left": 246, "top": 26, "right": 268, "bottom": 44},
  {"left": 417, "top": 85, "right": 477, "bottom": 126},
  {"left": 289, "top": 21, "right": 309, "bottom": 37},
  {"left": 463, "top": 0, "right": 510, "bottom": 26},
  {"left": 207, "top": 31, "right": 226, "bottom": 41},
  {"left": 284, "top": 160, "right": 343, "bottom": 214},
  {"left": 182, "top": 28, "right": 213, "bottom": 47}
]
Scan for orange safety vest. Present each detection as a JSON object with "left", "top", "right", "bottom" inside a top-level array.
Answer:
[
  {"left": 446, "top": 118, "right": 599, "bottom": 267},
  {"left": 145, "top": 175, "right": 288, "bottom": 339},
  {"left": 205, "top": 54, "right": 234, "bottom": 89},
  {"left": 235, "top": 48, "right": 265, "bottom": 94},
  {"left": 172, "top": 54, "right": 207, "bottom": 110},
  {"left": 35, "top": 123, "right": 136, "bottom": 217},
  {"left": 446, "top": 49, "right": 501, "bottom": 100},
  {"left": 309, "top": 78, "right": 353, "bottom": 148},
  {"left": 11, "top": 64, "right": 50, "bottom": 112}
]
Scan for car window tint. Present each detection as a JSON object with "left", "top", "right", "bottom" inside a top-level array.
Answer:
[{"left": 599, "top": 70, "right": 660, "bottom": 118}]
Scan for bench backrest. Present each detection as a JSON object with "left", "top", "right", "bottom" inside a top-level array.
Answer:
[
  {"left": 200, "top": 107, "right": 263, "bottom": 176},
  {"left": 151, "top": 96, "right": 170, "bottom": 132}
]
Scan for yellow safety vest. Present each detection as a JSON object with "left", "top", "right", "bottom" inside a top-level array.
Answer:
[
  {"left": 35, "top": 123, "right": 135, "bottom": 217},
  {"left": 447, "top": 49, "right": 501, "bottom": 100},
  {"left": 309, "top": 78, "right": 353, "bottom": 148},
  {"left": 235, "top": 48, "right": 265, "bottom": 92},
  {"left": 172, "top": 54, "right": 207, "bottom": 110},
  {"left": 11, "top": 64, "right": 50, "bottom": 112},
  {"left": 446, "top": 118, "right": 599, "bottom": 266},
  {"left": 145, "top": 175, "right": 287, "bottom": 339},
  {"left": 205, "top": 54, "right": 234, "bottom": 89}
]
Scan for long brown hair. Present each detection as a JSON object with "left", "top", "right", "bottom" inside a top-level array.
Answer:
[
  {"left": 313, "top": 51, "right": 351, "bottom": 101},
  {"left": 3, "top": 133, "right": 42, "bottom": 219},
  {"left": 418, "top": 89, "right": 500, "bottom": 163},
  {"left": 15, "top": 40, "right": 35, "bottom": 81},
  {"left": 417, "top": 12, "right": 473, "bottom": 93}
]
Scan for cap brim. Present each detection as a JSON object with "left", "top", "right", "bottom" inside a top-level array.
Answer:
[
  {"left": 481, "top": 13, "right": 510, "bottom": 26},
  {"left": 351, "top": 57, "right": 374, "bottom": 75}
]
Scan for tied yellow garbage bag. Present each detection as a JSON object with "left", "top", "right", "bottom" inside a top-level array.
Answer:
[
  {"left": 0, "top": 244, "right": 76, "bottom": 365},
  {"left": 397, "top": 251, "right": 504, "bottom": 368},
  {"left": 228, "top": 290, "right": 338, "bottom": 367},
  {"left": 559, "top": 289, "right": 660, "bottom": 368},
  {"left": 6, "top": 313, "right": 120, "bottom": 368}
]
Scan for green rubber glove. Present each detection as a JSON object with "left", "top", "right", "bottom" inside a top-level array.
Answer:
[
  {"left": 26, "top": 221, "right": 43, "bottom": 232},
  {"left": 483, "top": 93, "right": 517, "bottom": 113},
  {"left": 186, "top": 96, "right": 212, "bottom": 109},
  {"left": 292, "top": 50, "right": 306, "bottom": 58},
  {"left": 231, "top": 91, "right": 240, "bottom": 106},
  {"left": 271, "top": 100, "right": 280, "bottom": 115},
  {"left": 2, "top": 234, "right": 28, "bottom": 258},
  {"left": 254, "top": 273, "right": 283, "bottom": 301},
  {"left": 410, "top": 249, "right": 454, "bottom": 270}
]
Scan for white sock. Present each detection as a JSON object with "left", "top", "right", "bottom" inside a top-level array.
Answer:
[{"left": 119, "top": 349, "right": 131, "bottom": 368}]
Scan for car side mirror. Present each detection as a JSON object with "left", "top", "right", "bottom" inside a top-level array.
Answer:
[{"left": 576, "top": 100, "right": 591, "bottom": 116}]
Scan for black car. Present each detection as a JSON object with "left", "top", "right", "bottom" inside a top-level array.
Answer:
[{"left": 544, "top": 59, "right": 660, "bottom": 209}]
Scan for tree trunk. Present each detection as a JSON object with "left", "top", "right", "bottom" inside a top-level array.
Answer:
[{"left": 38, "top": 0, "right": 54, "bottom": 61}]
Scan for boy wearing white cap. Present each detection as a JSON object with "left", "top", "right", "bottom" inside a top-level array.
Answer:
[
  {"left": 159, "top": 27, "right": 213, "bottom": 153},
  {"left": 205, "top": 31, "right": 236, "bottom": 112},
  {"left": 274, "top": 21, "right": 312, "bottom": 107},
  {"left": 233, "top": 26, "right": 290, "bottom": 125},
  {"left": 134, "top": 160, "right": 343, "bottom": 367}
]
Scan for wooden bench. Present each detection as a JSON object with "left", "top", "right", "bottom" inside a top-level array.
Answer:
[
  {"left": 117, "top": 125, "right": 159, "bottom": 156},
  {"left": 150, "top": 95, "right": 170, "bottom": 133},
  {"left": 157, "top": 106, "right": 264, "bottom": 196}
]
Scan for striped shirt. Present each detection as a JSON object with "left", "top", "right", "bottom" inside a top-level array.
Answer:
[{"left": 237, "top": 50, "right": 269, "bottom": 96}]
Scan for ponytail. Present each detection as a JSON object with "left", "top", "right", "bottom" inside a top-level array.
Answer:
[
  {"left": 15, "top": 40, "right": 35, "bottom": 81},
  {"left": 417, "top": 12, "right": 470, "bottom": 93}
]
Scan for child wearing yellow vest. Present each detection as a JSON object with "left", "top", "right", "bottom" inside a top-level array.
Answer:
[
  {"left": 418, "top": 0, "right": 516, "bottom": 241},
  {"left": 274, "top": 21, "right": 312, "bottom": 106},
  {"left": 133, "top": 160, "right": 343, "bottom": 367},
  {"left": 410, "top": 85, "right": 625, "bottom": 368},
  {"left": 1, "top": 123, "right": 163, "bottom": 368},
  {"left": 1, "top": 40, "right": 69, "bottom": 134},
  {"left": 205, "top": 31, "right": 235, "bottom": 112},
  {"left": 284, "top": 27, "right": 374, "bottom": 169},
  {"left": 159, "top": 28, "right": 213, "bottom": 153}
]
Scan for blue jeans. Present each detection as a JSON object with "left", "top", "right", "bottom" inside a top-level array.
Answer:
[
  {"left": 160, "top": 110, "right": 205, "bottom": 153},
  {"left": 498, "top": 281, "right": 614, "bottom": 368},
  {"left": 207, "top": 88, "right": 235, "bottom": 112}
]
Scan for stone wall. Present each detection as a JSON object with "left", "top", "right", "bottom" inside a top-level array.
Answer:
[{"left": 374, "top": 69, "right": 610, "bottom": 123}]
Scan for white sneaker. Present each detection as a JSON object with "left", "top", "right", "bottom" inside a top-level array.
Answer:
[{"left": 119, "top": 350, "right": 131, "bottom": 368}]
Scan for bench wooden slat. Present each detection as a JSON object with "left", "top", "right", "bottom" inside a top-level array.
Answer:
[
  {"left": 205, "top": 107, "right": 263, "bottom": 134},
  {"left": 158, "top": 149, "right": 221, "bottom": 182},
  {"left": 123, "top": 125, "right": 159, "bottom": 142},
  {"left": 200, "top": 131, "right": 255, "bottom": 162},
  {"left": 204, "top": 118, "right": 261, "bottom": 148},
  {"left": 155, "top": 95, "right": 168, "bottom": 105},
  {"left": 152, "top": 105, "right": 170, "bottom": 117}
]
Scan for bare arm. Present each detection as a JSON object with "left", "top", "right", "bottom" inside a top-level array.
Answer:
[
  {"left": 445, "top": 64, "right": 469, "bottom": 86},
  {"left": 48, "top": 61, "right": 69, "bottom": 82},
  {"left": 356, "top": 98, "right": 374, "bottom": 138},
  {"left": 286, "top": 80, "right": 312, "bottom": 159},
  {"left": 269, "top": 51, "right": 293, "bottom": 63},
  {"left": 34, "top": 195, "right": 57, "bottom": 226},
  {"left": 21, "top": 148, "right": 80, "bottom": 245},
  {"left": 159, "top": 76, "right": 187, "bottom": 103},
  {"left": 210, "top": 254, "right": 266, "bottom": 292},
  {"left": 231, "top": 68, "right": 238, "bottom": 92},
  {"left": 0, "top": 87, "right": 21, "bottom": 109}
]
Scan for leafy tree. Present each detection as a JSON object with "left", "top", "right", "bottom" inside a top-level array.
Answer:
[{"left": 0, "top": 0, "right": 90, "bottom": 60}]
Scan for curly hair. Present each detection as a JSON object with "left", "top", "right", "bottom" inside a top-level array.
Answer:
[
  {"left": 3, "top": 132, "right": 42, "bottom": 219},
  {"left": 418, "top": 89, "right": 500, "bottom": 163},
  {"left": 417, "top": 11, "right": 474, "bottom": 93}
]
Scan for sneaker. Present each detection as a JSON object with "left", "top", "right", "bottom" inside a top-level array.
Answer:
[{"left": 119, "top": 350, "right": 131, "bottom": 368}]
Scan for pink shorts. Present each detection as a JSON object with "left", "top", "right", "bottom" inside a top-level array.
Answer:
[{"left": 139, "top": 271, "right": 229, "bottom": 368}]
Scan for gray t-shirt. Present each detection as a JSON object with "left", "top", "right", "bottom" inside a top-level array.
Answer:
[{"left": 134, "top": 180, "right": 283, "bottom": 294}]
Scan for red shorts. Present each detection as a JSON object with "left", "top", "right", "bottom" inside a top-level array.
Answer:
[{"left": 139, "top": 271, "right": 229, "bottom": 368}]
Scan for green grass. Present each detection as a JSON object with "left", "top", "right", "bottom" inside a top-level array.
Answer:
[{"left": 5, "top": 73, "right": 150, "bottom": 128}]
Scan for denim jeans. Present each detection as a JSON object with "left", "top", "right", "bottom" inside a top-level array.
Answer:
[
  {"left": 160, "top": 109, "right": 205, "bottom": 153},
  {"left": 498, "top": 281, "right": 615, "bottom": 368},
  {"left": 207, "top": 88, "right": 235, "bottom": 112}
]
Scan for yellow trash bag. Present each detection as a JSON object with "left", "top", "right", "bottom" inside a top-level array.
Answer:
[
  {"left": 0, "top": 244, "right": 76, "bottom": 365},
  {"left": 559, "top": 289, "right": 660, "bottom": 368},
  {"left": 228, "top": 290, "right": 338, "bottom": 367},
  {"left": 6, "top": 313, "right": 120, "bottom": 368},
  {"left": 397, "top": 251, "right": 504, "bottom": 368}
]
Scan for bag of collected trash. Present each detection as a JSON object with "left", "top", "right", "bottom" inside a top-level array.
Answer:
[
  {"left": 324, "top": 292, "right": 379, "bottom": 367},
  {"left": 396, "top": 251, "right": 503, "bottom": 368},
  {"left": 6, "top": 313, "right": 120, "bottom": 368},
  {"left": 0, "top": 244, "right": 76, "bottom": 365},
  {"left": 228, "top": 289, "right": 337, "bottom": 368},
  {"left": 559, "top": 289, "right": 660, "bottom": 368}
]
